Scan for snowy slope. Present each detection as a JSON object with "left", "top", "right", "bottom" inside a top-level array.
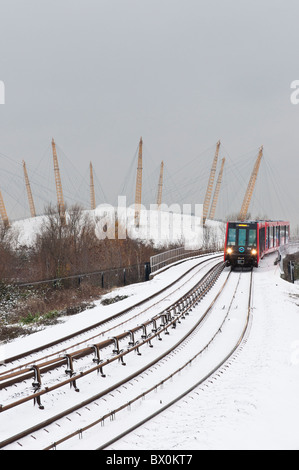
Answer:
[{"left": 12, "top": 206, "right": 225, "bottom": 250}]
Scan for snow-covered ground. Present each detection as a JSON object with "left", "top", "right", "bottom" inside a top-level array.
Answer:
[
  {"left": 1, "top": 248, "right": 299, "bottom": 450},
  {"left": 0, "top": 253, "right": 221, "bottom": 362},
  {"left": 107, "top": 251, "right": 299, "bottom": 450}
]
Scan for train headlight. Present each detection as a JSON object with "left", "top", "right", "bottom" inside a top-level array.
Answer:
[
  {"left": 251, "top": 248, "right": 257, "bottom": 255},
  {"left": 227, "top": 247, "right": 233, "bottom": 254}
]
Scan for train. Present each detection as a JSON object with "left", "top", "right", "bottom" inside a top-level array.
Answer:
[{"left": 224, "top": 220, "right": 290, "bottom": 267}]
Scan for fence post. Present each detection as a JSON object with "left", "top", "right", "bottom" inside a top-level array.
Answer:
[
  {"left": 289, "top": 261, "right": 295, "bottom": 283},
  {"left": 144, "top": 262, "right": 150, "bottom": 281}
]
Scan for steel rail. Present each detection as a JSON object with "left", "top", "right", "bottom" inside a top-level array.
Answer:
[
  {"left": 1, "top": 252, "right": 222, "bottom": 369},
  {"left": 0, "top": 261, "right": 225, "bottom": 449},
  {"left": 0, "top": 254, "right": 222, "bottom": 390},
  {"left": 2, "top": 262, "right": 227, "bottom": 450},
  {"left": 0, "top": 262, "right": 225, "bottom": 449},
  {"left": 95, "top": 269, "right": 253, "bottom": 450},
  {"left": 43, "top": 266, "right": 234, "bottom": 450}
]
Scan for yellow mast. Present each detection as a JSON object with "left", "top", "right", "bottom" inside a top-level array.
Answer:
[
  {"left": 209, "top": 157, "right": 225, "bottom": 220},
  {"left": 156, "top": 161, "right": 164, "bottom": 208},
  {"left": 134, "top": 137, "right": 143, "bottom": 226},
  {"left": 51, "top": 138, "right": 66, "bottom": 224},
  {"left": 22, "top": 160, "right": 36, "bottom": 218},
  {"left": 202, "top": 140, "right": 221, "bottom": 225},
  {"left": 90, "top": 161, "right": 96, "bottom": 210},
  {"left": 238, "top": 145, "right": 263, "bottom": 221},
  {"left": 0, "top": 190, "right": 9, "bottom": 227}
]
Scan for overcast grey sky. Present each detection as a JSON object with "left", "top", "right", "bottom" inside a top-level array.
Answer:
[{"left": 0, "top": 0, "right": 299, "bottom": 228}]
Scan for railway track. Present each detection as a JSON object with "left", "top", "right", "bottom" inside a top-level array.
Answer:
[
  {"left": 0, "top": 255, "right": 223, "bottom": 396},
  {"left": 98, "top": 269, "right": 254, "bottom": 450},
  {"left": 1, "top": 253, "right": 222, "bottom": 371},
  {"left": 0, "top": 253, "right": 226, "bottom": 449},
  {"left": 0, "top": 263, "right": 254, "bottom": 450}
]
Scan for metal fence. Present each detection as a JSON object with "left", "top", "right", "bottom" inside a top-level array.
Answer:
[
  {"left": 278, "top": 240, "right": 299, "bottom": 276},
  {"left": 150, "top": 246, "right": 203, "bottom": 273},
  {"left": 16, "top": 262, "right": 151, "bottom": 291}
]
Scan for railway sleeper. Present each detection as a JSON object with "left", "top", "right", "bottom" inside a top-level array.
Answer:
[
  {"left": 165, "top": 309, "right": 177, "bottom": 331},
  {"left": 180, "top": 303, "right": 188, "bottom": 318},
  {"left": 31, "top": 365, "right": 42, "bottom": 390},
  {"left": 128, "top": 332, "right": 142, "bottom": 355},
  {"left": 91, "top": 345, "right": 106, "bottom": 377},
  {"left": 30, "top": 366, "right": 45, "bottom": 410},
  {"left": 151, "top": 318, "right": 163, "bottom": 341},
  {"left": 179, "top": 307, "right": 186, "bottom": 320},
  {"left": 141, "top": 324, "right": 153, "bottom": 348},
  {"left": 127, "top": 329, "right": 136, "bottom": 347},
  {"left": 169, "top": 308, "right": 179, "bottom": 326},
  {"left": 117, "top": 352, "right": 126, "bottom": 366},
  {"left": 111, "top": 338, "right": 126, "bottom": 365},
  {"left": 33, "top": 394, "right": 44, "bottom": 410},
  {"left": 160, "top": 314, "right": 170, "bottom": 335},
  {"left": 170, "top": 307, "right": 176, "bottom": 318},
  {"left": 173, "top": 306, "right": 182, "bottom": 323},
  {"left": 189, "top": 293, "right": 197, "bottom": 310},
  {"left": 183, "top": 299, "right": 190, "bottom": 315},
  {"left": 64, "top": 354, "right": 80, "bottom": 392},
  {"left": 174, "top": 305, "right": 180, "bottom": 314},
  {"left": 127, "top": 330, "right": 142, "bottom": 355}
]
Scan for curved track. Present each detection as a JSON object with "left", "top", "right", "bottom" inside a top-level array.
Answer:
[
  {"left": 0, "top": 253, "right": 228, "bottom": 449},
  {"left": 100, "top": 269, "right": 253, "bottom": 450},
  {"left": 0, "top": 263, "right": 254, "bottom": 450}
]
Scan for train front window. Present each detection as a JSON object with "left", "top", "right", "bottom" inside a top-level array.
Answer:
[
  {"left": 248, "top": 229, "right": 257, "bottom": 246},
  {"left": 228, "top": 228, "right": 236, "bottom": 245},
  {"left": 238, "top": 228, "right": 246, "bottom": 246}
]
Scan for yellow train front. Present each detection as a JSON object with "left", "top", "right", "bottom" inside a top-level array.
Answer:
[{"left": 224, "top": 220, "right": 290, "bottom": 268}]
